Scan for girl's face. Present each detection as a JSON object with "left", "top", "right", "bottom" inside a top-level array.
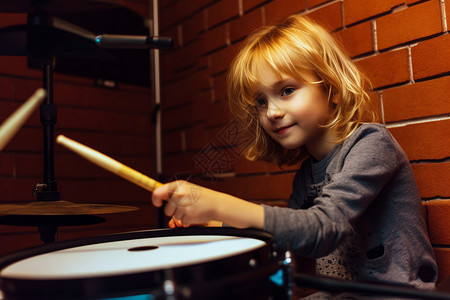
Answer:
[{"left": 255, "top": 64, "right": 336, "bottom": 160}]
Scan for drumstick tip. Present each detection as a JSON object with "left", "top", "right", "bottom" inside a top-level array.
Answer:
[
  {"left": 35, "top": 88, "right": 46, "bottom": 98},
  {"left": 56, "top": 135, "right": 66, "bottom": 144}
]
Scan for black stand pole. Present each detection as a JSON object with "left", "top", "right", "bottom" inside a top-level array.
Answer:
[
  {"left": 35, "top": 63, "right": 60, "bottom": 243},
  {"left": 37, "top": 63, "right": 60, "bottom": 203},
  {"left": 27, "top": 11, "right": 61, "bottom": 243}
]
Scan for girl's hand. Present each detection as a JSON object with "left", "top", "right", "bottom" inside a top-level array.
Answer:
[
  {"left": 152, "top": 180, "right": 221, "bottom": 227},
  {"left": 152, "top": 180, "right": 264, "bottom": 229}
]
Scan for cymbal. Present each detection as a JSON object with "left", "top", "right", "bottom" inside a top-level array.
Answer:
[
  {"left": 0, "top": 200, "right": 138, "bottom": 215},
  {"left": 0, "top": 214, "right": 105, "bottom": 227}
]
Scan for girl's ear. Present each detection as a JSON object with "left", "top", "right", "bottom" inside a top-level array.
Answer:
[
  {"left": 328, "top": 86, "right": 339, "bottom": 105},
  {"left": 331, "top": 94, "right": 338, "bottom": 105}
]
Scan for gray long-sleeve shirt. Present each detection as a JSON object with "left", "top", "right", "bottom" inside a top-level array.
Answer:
[{"left": 263, "top": 123, "right": 437, "bottom": 289}]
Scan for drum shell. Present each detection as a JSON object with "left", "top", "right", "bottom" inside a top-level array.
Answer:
[{"left": 0, "top": 227, "right": 278, "bottom": 300}]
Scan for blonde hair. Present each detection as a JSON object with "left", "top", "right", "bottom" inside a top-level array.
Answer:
[{"left": 228, "top": 14, "right": 376, "bottom": 165}]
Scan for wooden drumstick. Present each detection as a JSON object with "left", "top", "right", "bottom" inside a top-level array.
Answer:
[
  {"left": 56, "top": 135, "right": 163, "bottom": 192},
  {"left": 0, "top": 88, "right": 46, "bottom": 151}
]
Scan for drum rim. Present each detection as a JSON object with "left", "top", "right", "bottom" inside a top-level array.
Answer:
[
  {"left": 0, "top": 227, "right": 273, "bottom": 270},
  {"left": 0, "top": 227, "right": 276, "bottom": 300}
]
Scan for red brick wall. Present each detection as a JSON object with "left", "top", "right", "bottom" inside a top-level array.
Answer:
[
  {"left": 0, "top": 2, "right": 158, "bottom": 255},
  {"left": 159, "top": 0, "right": 450, "bottom": 281}
]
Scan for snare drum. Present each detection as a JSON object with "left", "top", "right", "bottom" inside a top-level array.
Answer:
[{"left": 0, "top": 227, "right": 278, "bottom": 300}]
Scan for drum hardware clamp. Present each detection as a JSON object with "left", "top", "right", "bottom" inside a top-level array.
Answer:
[
  {"left": 33, "top": 183, "right": 47, "bottom": 196},
  {"left": 282, "top": 248, "right": 295, "bottom": 300}
]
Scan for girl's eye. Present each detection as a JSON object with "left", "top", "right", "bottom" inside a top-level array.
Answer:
[
  {"left": 256, "top": 98, "right": 267, "bottom": 107},
  {"left": 281, "top": 87, "right": 294, "bottom": 96}
]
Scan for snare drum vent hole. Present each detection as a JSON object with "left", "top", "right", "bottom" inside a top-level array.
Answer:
[{"left": 128, "top": 246, "right": 159, "bottom": 251}]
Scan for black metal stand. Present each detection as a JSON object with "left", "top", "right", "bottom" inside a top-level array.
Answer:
[
  {"left": 38, "top": 63, "right": 60, "bottom": 203},
  {"left": 27, "top": 11, "right": 61, "bottom": 243}
]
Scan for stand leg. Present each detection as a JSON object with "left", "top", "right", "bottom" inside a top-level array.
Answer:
[{"left": 37, "top": 63, "right": 60, "bottom": 202}]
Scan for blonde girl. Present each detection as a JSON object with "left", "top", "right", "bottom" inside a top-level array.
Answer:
[{"left": 152, "top": 14, "right": 437, "bottom": 293}]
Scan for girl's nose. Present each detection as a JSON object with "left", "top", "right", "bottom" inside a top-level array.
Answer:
[{"left": 266, "top": 100, "right": 285, "bottom": 120}]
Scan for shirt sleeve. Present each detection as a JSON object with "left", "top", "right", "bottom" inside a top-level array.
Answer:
[{"left": 263, "top": 126, "right": 401, "bottom": 258}]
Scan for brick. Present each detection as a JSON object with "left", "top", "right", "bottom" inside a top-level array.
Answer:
[
  {"left": 163, "top": 152, "right": 197, "bottom": 178},
  {"left": 163, "top": 103, "right": 198, "bottom": 130},
  {"left": 52, "top": 83, "right": 151, "bottom": 114},
  {"left": 58, "top": 108, "right": 152, "bottom": 134},
  {"left": 201, "top": 172, "right": 295, "bottom": 200},
  {"left": 383, "top": 77, "right": 450, "bottom": 123},
  {"left": 0, "top": 233, "right": 43, "bottom": 257},
  {"left": 333, "top": 21, "right": 373, "bottom": 57},
  {"left": 161, "top": 41, "right": 203, "bottom": 78},
  {"left": 182, "top": 12, "right": 205, "bottom": 44},
  {"left": 206, "top": 99, "right": 233, "bottom": 126},
  {"left": 389, "top": 119, "right": 450, "bottom": 161},
  {"left": 120, "top": 0, "right": 149, "bottom": 18},
  {"left": 14, "top": 153, "right": 43, "bottom": 177},
  {"left": 411, "top": 34, "right": 450, "bottom": 80},
  {"left": 163, "top": 130, "right": 183, "bottom": 153},
  {"left": 4, "top": 128, "right": 42, "bottom": 152},
  {"left": 447, "top": 0, "right": 450, "bottom": 31},
  {"left": 11, "top": 78, "right": 43, "bottom": 102},
  {"left": 0, "top": 178, "right": 41, "bottom": 202},
  {"left": 307, "top": 0, "right": 329, "bottom": 8},
  {"left": 185, "top": 124, "right": 210, "bottom": 151},
  {"left": 53, "top": 153, "right": 152, "bottom": 179},
  {"left": 304, "top": 2, "right": 343, "bottom": 31},
  {"left": 234, "top": 157, "right": 269, "bottom": 174},
  {"left": 54, "top": 131, "right": 153, "bottom": 157},
  {"left": 356, "top": 48, "right": 410, "bottom": 89},
  {"left": 161, "top": 69, "right": 211, "bottom": 109},
  {"left": 0, "top": 101, "right": 39, "bottom": 127},
  {"left": 210, "top": 42, "right": 242, "bottom": 75},
  {"left": 199, "top": 24, "right": 229, "bottom": 55},
  {"left": 160, "top": 0, "right": 177, "bottom": 9},
  {"left": 369, "top": 91, "right": 383, "bottom": 123},
  {"left": 263, "top": 0, "right": 306, "bottom": 24},
  {"left": 243, "top": 0, "right": 271, "bottom": 12},
  {"left": 229, "top": 8, "right": 263, "bottom": 43},
  {"left": 161, "top": 26, "right": 180, "bottom": 48},
  {"left": 0, "top": 76, "right": 15, "bottom": 100},
  {"left": 343, "top": 0, "right": 406, "bottom": 26},
  {"left": 192, "top": 90, "right": 214, "bottom": 123},
  {"left": 59, "top": 203, "right": 159, "bottom": 237},
  {"left": 434, "top": 248, "right": 450, "bottom": 282},
  {"left": 57, "top": 178, "right": 152, "bottom": 205},
  {"left": 0, "top": 153, "right": 14, "bottom": 176},
  {"left": 160, "top": 0, "right": 215, "bottom": 30},
  {"left": 412, "top": 162, "right": 450, "bottom": 199},
  {"left": 206, "top": 0, "right": 241, "bottom": 29},
  {"left": 0, "top": 13, "right": 27, "bottom": 28},
  {"left": 427, "top": 200, "right": 450, "bottom": 244},
  {"left": 377, "top": 1, "right": 442, "bottom": 51},
  {"left": 212, "top": 72, "right": 228, "bottom": 102},
  {"left": 0, "top": 56, "right": 42, "bottom": 79}
]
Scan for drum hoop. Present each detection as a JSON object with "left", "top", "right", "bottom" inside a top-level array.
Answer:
[
  {"left": 0, "top": 227, "right": 273, "bottom": 270},
  {"left": 0, "top": 227, "right": 276, "bottom": 300}
]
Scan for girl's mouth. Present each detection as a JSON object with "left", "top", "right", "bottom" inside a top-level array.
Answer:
[{"left": 274, "top": 124, "right": 295, "bottom": 134}]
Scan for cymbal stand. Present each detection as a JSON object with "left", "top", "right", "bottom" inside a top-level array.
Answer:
[{"left": 28, "top": 11, "right": 61, "bottom": 243}]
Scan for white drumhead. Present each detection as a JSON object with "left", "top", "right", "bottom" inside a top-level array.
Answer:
[{"left": 0, "top": 235, "right": 266, "bottom": 280}]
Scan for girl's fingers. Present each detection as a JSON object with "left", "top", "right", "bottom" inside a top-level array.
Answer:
[
  {"left": 168, "top": 217, "right": 184, "bottom": 228},
  {"left": 164, "top": 199, "right": 178, "bottom": 216},
  {"left": 168, "top": 218, "right": 176, "bottom": 228},
  {"left": 151, "top": 183, "right": 171, "bottom": 207}
]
